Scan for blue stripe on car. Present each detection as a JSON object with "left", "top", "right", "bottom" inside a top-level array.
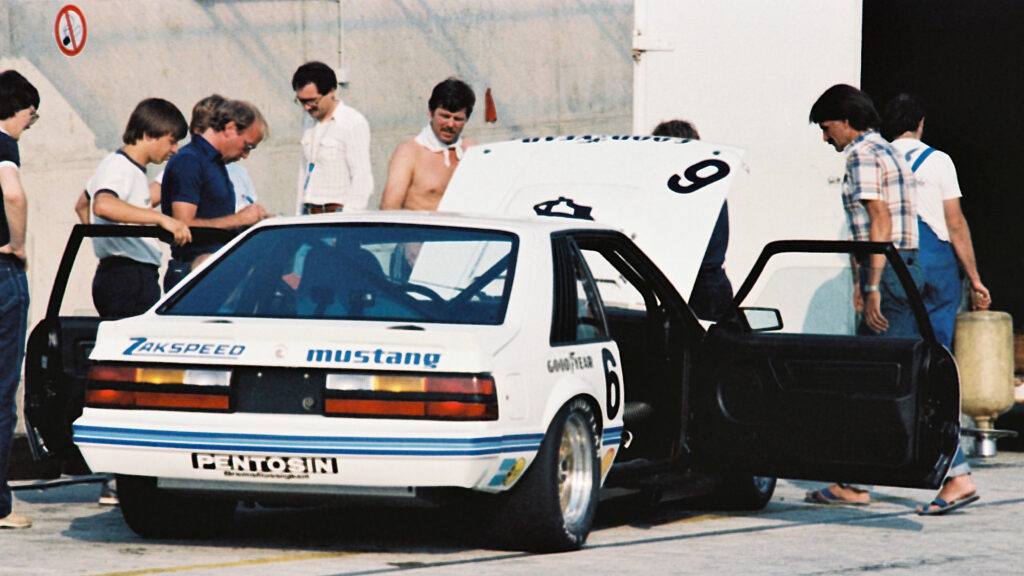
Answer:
[
  {"left": 603, "top": 425, "right": 623, "bottom": 446},
  {"left": 73, "top": 424, "right": 544, "bottom": 457}
]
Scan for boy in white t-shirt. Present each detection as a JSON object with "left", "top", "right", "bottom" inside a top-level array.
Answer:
[{"left": 74, "top": 98, "right": 191, "bottom": 317}]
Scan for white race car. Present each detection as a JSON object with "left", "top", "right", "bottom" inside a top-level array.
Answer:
[{"left": 24, "top": 137, "right": 960, "bottom": 552}]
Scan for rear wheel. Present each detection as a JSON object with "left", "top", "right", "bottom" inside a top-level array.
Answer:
[
  {"left": 117, "top": 475, "right": 236, "bottom": 538},
  {"left": 488, "top": 398, "right": 600, "bottom": 552}
]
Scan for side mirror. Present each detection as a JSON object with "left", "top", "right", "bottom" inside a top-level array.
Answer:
[{"left": 739, "top": 307, "right": 783, "bottom": 332}]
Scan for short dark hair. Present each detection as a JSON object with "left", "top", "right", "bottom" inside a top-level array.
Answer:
[
  {"left": 809, "top": 84, "right": 880, "bottom": 131},
  {"left": 881, "top": 93, "right": 926, "bottom": 141},
  {"left": 292, "top": 61, "right": 336, "bottom": 96},
  {"left": 121, "top": 98, "right": 188, "bottom": 145},
  {"left": 0, "top": 70, "right": 40, "bottom": 120},
  {"left": 189, "top": 94, "right": 227, "bottom": 134},
  {"left": 207, "top": 99, "right": 266, "bottom": 136},
  {"left": 429, "top": 77, "right": 475, "bottom": 117},
  {"left": 652, "top": 119, "right": 700, "bottom": 139}
]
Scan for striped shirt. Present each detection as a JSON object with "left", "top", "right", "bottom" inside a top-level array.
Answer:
[{"left": 842, "top": 131, "right": 918, "bottom": 249}]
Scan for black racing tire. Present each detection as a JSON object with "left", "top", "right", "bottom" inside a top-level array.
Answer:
[
  {"left": 487, "top": 397, "right": 600, "bottom": 552},
  {"left": 117, "top": 475, "right": 236, "bottom": 539},
  {"left": 712, "top": 475, "right": 777, "bottom": 510}
]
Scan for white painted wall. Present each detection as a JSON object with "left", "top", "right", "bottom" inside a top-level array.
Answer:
[{"left": 632, "top": 0, "right": 863, "bottom": 331}]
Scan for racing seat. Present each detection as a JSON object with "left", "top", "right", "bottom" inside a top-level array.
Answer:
[{"left": 298, "top": 242, "right": 386, "bottom": 317}]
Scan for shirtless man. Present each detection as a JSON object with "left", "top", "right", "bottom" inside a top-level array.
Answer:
[{"left": 380, "top": 78, "right": 476, "bottom": 210}]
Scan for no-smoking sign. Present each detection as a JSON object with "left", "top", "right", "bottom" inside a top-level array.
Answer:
[{"left": 54, "top": 4, "right": 87, "bottom": 57}]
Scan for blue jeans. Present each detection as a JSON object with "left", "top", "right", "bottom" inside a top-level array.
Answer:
[
  {"left": 857, "top": 250, "right": 924, "bottom": 338},
  {"left": 918, "top": 220, "right": 961, "bottom": 349},
  {"left": 918, "top": 221, "right": 972, "bottom": 478},
  {"left": 0, "top": 258, "right": 29, "bottom": 517}
]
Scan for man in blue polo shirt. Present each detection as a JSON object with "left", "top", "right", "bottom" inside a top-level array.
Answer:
[{"left": 162, "top": 97, "right": 270, "bottom": 289}]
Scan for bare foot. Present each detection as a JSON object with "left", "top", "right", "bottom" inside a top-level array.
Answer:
[{"left": 805, "top": 483, "right": 870, "bottom": 504}]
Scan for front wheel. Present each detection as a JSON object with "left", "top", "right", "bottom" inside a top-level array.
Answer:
[
  {"left": 712, "top": 475, "right": 777, "bottom": 510},
  {"left": 488, "top": 398, "right": 600, "bottom": 552}
]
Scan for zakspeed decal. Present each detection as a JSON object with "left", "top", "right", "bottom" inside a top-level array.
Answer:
[
  {"left": 307, "top": 348, "right": 441, "bottom": 369},
  {"left": 546, "top": 351, "right": 594, "bottom": 374},
  {"left": 192, "top": 452, "right": 338, "bottom": 480},
  {"left": 123, "top": 337, "right": 244, "bottom": 359}
]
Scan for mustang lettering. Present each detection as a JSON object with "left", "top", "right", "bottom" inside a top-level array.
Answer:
[{"left": 306, "top": 348, "right": 441, "bottom": 369}]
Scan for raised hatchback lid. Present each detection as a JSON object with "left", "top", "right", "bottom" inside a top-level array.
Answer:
[{"left": 441, "top": 135, "right": 745, "bottom": 299}]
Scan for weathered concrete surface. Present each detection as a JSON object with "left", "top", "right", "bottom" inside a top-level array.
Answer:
[{"left": 4, "top": 450, "right": 1022, "bottom": 575}]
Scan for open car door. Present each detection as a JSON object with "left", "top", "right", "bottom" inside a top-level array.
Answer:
[
  {"left": 692, "top": 240, "right": 960, "bottom": 489},
  {"left": 22, "top": 224, "right": 234, "bottom": 470}
]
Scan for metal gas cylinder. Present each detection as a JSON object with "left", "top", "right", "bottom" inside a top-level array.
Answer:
[{"left": 954, "top": 310, "right": 1016, "bottom": 456}]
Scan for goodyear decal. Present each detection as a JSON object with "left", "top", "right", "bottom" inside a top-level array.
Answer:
[
  {"left": 192, "top": 452, "right": 338, "bottom": 481},
  {"left": 123, "top": 337, "right": 244, "bottom": 359},
  {"left": 306, "top": 348, "right": 441, "bottom": 369},
  {"left": 546, "top": 351, "right": 594, "bottom": 374}
]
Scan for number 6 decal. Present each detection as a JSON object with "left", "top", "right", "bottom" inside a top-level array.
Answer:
[
  {"left": 667, "top": 158, "right": 731, "bottom": 194},
  {"left": 602, "top": 348, "right": 621, "bottom": 420}
]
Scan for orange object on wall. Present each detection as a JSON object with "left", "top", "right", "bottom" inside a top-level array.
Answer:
[{"left": 484, "top": 87, "right": 497, "bottom": 123}]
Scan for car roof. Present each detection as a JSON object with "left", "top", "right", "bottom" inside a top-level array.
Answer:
[{"left": 248, "top": 209, "right": 615, "bottom": 236}]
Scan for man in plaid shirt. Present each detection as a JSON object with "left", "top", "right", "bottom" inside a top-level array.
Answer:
[
  {"left": 803, "top": 84, "right": 924, "bottom": 507},
  {"left": 810, "top": 83, "right": 922, "bottom": 338}
]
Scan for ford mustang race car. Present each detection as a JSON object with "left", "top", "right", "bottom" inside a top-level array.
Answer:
[{"left": 23, "top": 137, "right": 960, "bottom": 552}]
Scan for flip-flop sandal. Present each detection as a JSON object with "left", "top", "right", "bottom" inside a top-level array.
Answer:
[
  {"left": 916, "top": 494, "right": 980, "bottom": 516},
  {"left": 804, "top": 487, "right": 870, "bottom": 506}
]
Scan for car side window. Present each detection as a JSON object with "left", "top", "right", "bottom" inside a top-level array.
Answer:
[
  {"left": 551, "top": 237, "right": 608, "bottom": 345},
  {"left": 733, "top": 247, "right": 925, "bottom": 337}
]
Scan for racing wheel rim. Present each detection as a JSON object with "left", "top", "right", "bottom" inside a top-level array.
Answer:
[{"left": 558, "top": 411, "right": 595, "bottom": 526}]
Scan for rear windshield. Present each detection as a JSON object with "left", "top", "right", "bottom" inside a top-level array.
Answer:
[{"left": 160, "top": 223, "right": 517, "bottom": 325}]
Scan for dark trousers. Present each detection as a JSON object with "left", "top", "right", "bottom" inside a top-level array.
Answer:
[
  {"left": 92, "top": 257, "right": 160, "bottom": 318},
  {"left": 0, "top": 257, "right": 28, "bottom": 517}
]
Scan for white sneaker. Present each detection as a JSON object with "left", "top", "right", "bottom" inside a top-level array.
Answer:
[{"left": 0, "top": 511, "right": 32, "bottom": 529}]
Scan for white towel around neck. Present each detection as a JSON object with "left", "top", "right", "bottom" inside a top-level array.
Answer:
[{"left": 414, "top": 124, "right": 463, "bottom": 167}]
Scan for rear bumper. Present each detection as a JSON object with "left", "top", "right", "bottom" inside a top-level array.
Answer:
[{"left": 74, "top": 410, "right": 543, "bottom": 495}]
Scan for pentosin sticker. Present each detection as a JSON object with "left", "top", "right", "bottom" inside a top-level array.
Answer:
[{"left": 191, "top": 453, "right": 339, "bottom": 480}]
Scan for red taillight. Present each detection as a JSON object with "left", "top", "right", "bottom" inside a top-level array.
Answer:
[
  {"left": 86, "top": 389, "right": 230, "bottom": 411},
  {"left": 86, "top": 365, "right": 231, "bottom": 412},
  {"left": 324, "top": 374, "right": 497, "bottom": 420}
]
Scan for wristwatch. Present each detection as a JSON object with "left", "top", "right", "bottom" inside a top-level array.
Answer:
[{"left": 863, "top": 284, "right": 880, "bottom": 293}]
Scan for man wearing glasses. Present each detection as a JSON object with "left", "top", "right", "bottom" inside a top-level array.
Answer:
[
  {"left": 291, "top": 61, "right": 373, "bottom": 215},
  {"left": 0, "top": 69, "right": 38, "bottom": 530},
  {"left": 161, "top": 97, "right": 270, "bottom": 289}
]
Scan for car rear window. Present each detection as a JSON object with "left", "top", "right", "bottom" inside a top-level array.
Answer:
[{"left": 160, "top": 223, "right": 517, "bottom": 325}]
